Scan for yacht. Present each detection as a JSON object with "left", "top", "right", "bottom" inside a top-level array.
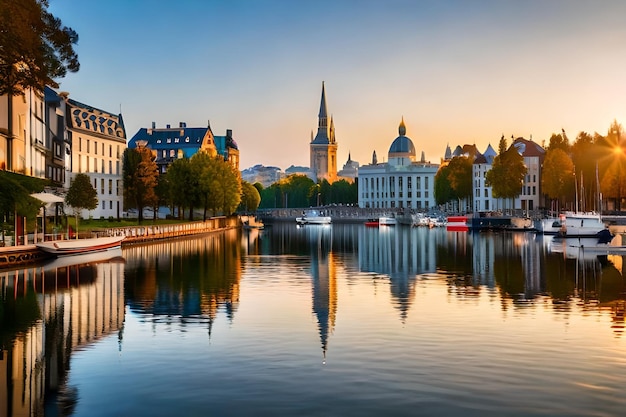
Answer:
[
  {"left": 296, "top": 210, "right": 331, "bottom": 225},
  {"left": 535, "top": 212, "right": 607, "bottom": 237}
]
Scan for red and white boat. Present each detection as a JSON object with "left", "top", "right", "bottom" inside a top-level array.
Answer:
[
  {"left": 446, "top": 215, "right": 468, "bottom": 232},
  {"left": 36, "top": 235, "right": 125, "bottom": 256}
]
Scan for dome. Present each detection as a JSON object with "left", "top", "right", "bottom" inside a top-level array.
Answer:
[
  {"left": 388, "top": 117, "right": 416, "bottom": 158},
  {"left": 388, "top": 136, "right": 416, "bottom": 156}
]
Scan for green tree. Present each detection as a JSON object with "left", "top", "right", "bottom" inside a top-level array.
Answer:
[
  {"left": 164, "top": 157, "right": 194, "bottom": 219},
  {"left": 239, "top": 181, "right": 261, "bottom": 212},
  {"left": 123, "top": 147, "right": 158, "bottom": 223},
  {"left": 434, "top": 165, "right": 454, "bottom": 206},
  {"left": 547, "top": 130, "right": 570, "bottom": 153},
  {"left": 447, "top": 156, "right": 473, "bottom": 209},
  {"left": 571, "top": 131, "right": 602, "bottom": 211},
  {"left": 1, "top": 0, "right": 79, "bottom": 170},
  {"left": 486, "top": 138, "right": 527, "bottom": 211},
  {"left": 65, "top": 173, "right": 97, "bottom": 234},
  {"left": 329, "top": 179, "right": 357, "bottom": 205},
  {"left": 0, "top": 171, "right": 44, "bottom": 245},
  {"left": 541, "top": 148, "right": 575, "bottom": 212}
]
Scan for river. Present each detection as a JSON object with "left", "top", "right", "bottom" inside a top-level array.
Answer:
[{"left": 1, "top": 223, "right": 626, "bottom": 416}]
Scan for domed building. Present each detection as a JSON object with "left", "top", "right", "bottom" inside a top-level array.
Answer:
[{"left": 357, "top": 118, "right": 439, "bottom": 210}]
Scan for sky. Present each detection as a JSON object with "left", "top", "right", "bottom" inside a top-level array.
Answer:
[{"left": 48, "top": 0, "right": 626, "bottom": 171}]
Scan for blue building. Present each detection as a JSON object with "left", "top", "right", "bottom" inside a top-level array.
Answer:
[{"left": 128, "top": 122, "right": 239, "bottom": 173}]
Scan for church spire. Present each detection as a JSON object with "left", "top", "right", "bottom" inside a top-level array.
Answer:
[{"left": 312, "top": 82, "right": 329, "bottom": 144}]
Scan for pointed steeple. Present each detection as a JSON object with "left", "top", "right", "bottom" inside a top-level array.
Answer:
[
  {"left": 329, "top": 115, "right": 335, "bottom": 144},
  {"left": 372, "top": 150, "right": 378, "bottom": 165},
  {"left": 312, "top": 82, "right": 329, "bottom": 144}
]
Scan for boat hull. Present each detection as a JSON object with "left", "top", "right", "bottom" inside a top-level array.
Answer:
[{"left": 36, "top": 236, "right": 125, "bottom": 256}]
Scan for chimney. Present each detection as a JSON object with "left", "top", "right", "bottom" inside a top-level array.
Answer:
[
  {"left": 152, "top": 121, "right": 156, "bottom": 129},
  {"left": 179, "top": 122, "right": 186, "bottom": 128},
  {"left": 166, "top": 124, "right": 171, "bottom": 129},
  {"left": 226, "top": 129, "right": 232, "bottom": 138}
]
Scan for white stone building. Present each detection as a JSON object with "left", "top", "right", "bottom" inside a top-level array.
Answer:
[
  {"left": 64, "top": 96, "right": 126, "bottom": 219},
  {"left": 358, "top": 119, "right": 439, "bottom": 210}
]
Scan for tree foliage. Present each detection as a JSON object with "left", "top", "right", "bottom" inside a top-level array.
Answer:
[
  {"left": 486, "top": 141, "right": 527, "bottom": 209},
  {"left": 0, "top": 0, "right": 79, "bottom": 95},
  {"left": 65, "top": 173, "right": 97, "bottom": 231},
  {"left": 434, "top": 165, "right": 454, "bottom": 206},
  {"left": 541, "top": 148, "right": 574, "bottom": 210},
  {"left": 123, "top": 147, "right": 158, "bottom": 223},
  {"left": 163, "top": 157, "right": 194, "bottom": 219},
  {"left": 447, "top": 156, "right": 473, "bottom": 201},
  {"left": 239, "top": 181, "right": 261, "bottom": 212}
]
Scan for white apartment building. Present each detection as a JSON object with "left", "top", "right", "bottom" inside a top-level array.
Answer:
[{"left": 64, "top": 95, "right": 126, "bottom": 219}]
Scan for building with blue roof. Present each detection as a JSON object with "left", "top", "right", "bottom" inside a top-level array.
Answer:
[{"left": 128, "top": 122, "right": 239, "bottom": 173}]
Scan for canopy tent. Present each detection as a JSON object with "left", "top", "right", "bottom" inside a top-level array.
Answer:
[
  {"left": 30, "top": 192, "right": 65, "bottom": 204},
  {"left": 30, "top": 192, "right": 65, "bottom": 242}
]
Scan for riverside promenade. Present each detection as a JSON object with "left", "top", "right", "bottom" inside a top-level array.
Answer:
[{"left": 0, "top": 216, "right": 239, "bottom": 269}]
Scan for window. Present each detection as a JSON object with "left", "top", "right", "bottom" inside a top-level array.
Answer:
[
  {"left": 101, "top": 159, "right": 105, "bottom": 173},
  {"left": 425, "top": 177, "right": 429, "bottom": 190},
  {"left": 109, "top": 160, "right": 112, "bottom": 173},
  {"left": 87, "top": 140, "right": 90, "bottom": 153},
  {"left": 86, "top": 156, "right": 89, "bottom": 171},
  {"left": 485, "top": 189, "right": 488, "bottom": 197},
  {"left": 94, "top": 141, "right": 97, "bottom": 154},
  {"left": 109, "top": 145, "right": 112, "bottom": 157},
  {"left": 407, "top": 176, "right": 412, "bottom": 189},
  {"left": 102, "top": 200, "right": 105, "bottom": 209},
  {"left": 116, "top": 180, "right": 120, "bottom": 196},
  {"left": 102, "top": 143, "right": 104, "bottom": 155},
  {"left": 109, "top": 179, "right": 113, "bottom": 194},
  {"left": 79, "top": 138, "right": 82, "bottom": 152},
  {"left": 101, "top": 178, "right": 105, "bottom": 194},
  {"left": 110, "top": 201, "right": 113, "bottom": 209}
]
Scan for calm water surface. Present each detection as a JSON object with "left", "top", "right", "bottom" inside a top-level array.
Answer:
[{"left": 2, "top": 223, "right": 626, "bottom": 416}]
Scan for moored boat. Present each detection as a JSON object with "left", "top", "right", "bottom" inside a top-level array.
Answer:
[
  {"left": 535, "top": 212, "right": 607, "bottom": 237},
  {"left": 296, "top": 210, "right": 332, "bottom": 225},
  {"left": 36, "top": 235, "right": 125, "bottom": 256},
  {"left": 446, "top": 215, "right": 468, "bottom": 231},
  {"left": 379, "top": 216, "right": 397, "bottom": 226},
  {"left": 364, "top": 218, "right": 379, "bottom": 227}
]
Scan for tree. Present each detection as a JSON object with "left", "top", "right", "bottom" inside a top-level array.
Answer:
[
  {"left": 1, "top": 0, "right": 79, "bottom": 170},
  {"left": 65, "top": 173, "right": 97, "bottom": 234},
  {"left": 447, "top": 156, "right": 473, "bottom": 210},
  {"left": 434, "top": 165, "right": 454, "bottom": 206},
  {"left": 486, "top": 138, "right": 527, "bottom": 211},
  {"left": 541, "top": 149, "right": 575, "bottom": 212},
  {"left": 123, "top": 147, "right": 158, "bottom": 224},
  {"left": 164, "top": 157, "right": 194, "bottom": 220},
  {"left": 547, "top": 130, "right": 570, "bottom": 153},
  {"left": 239, "top": 181, "right": 261, "bottom": 212},
  {"left": 0, "top": 171, "right": 44, "bottom": 245}
]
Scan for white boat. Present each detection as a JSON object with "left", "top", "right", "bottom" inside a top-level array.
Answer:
[
  {"left": 379, "top": 216, "right": 397, "bottom": 226},
  {"left": 36, "top": 235, "right": 125, "bottom": 256},
  {"left": 536, "top": 212, "right": 607, "bottom": 237},
  {"left": 296, "top": 210, "right": 332, "bottom": 225}
]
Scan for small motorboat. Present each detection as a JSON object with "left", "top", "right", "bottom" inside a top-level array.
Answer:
[
  {"left": 296, "top": 210, "right": 332, "bottom": 225},
  {"left": 364, "top": 219, "right": 379, "bottom": 227},
  {"left": 378, "top": 216, "right": 397, "bottom": 226}
]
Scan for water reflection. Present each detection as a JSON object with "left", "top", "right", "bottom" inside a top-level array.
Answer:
[
  {"left": 2, "top": 225, "right": 626, "bottom": 416},
  {"left": 0, "top": 249, "right": 125, "bottom": 417},
  {"left": 123, "top": 230, "right": 242, "bottom": 336}
]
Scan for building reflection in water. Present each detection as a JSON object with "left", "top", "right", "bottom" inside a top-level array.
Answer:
[
  {"left": 122, "top": 229, "right": 242, "bottom": 338},
  {"left": 0, "top": 249, "right": 125, "bottom": 417}
]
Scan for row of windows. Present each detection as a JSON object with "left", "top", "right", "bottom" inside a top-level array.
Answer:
[
  {"left": 78, "top": 138, "right": 121, "bottom": 158},
  {"left": 156, "top": 137, "right": 192, "bottom": 144},
  {"left": 364, "top": 200, "right": 430, "bottom": 209},
  {"left": 363, "top": 175, "right": 430, "bottom": 192},
  {"left": 78, "top": 156, "right": 120, "bottom": 175},
  {"left": 90, "top": 178, "right": 121, "bottom": 196},
  {"left": 362, "top": 191, "right": 430, "bottom": 199}
]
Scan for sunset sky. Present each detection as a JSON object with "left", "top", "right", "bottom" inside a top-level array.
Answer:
[{"left": 49, "top": 0, "right": 626, "bottom": 170}]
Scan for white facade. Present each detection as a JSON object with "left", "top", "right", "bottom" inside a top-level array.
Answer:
[
  {"left": 512, "top": 138, "right": 544, "bottom": 212},
  {"left": 358, "top": 119, "right": 439, "bottom": 210},
  {"left": 473, "top": 144, "right": 499, "bottom": 212},
  {"left": 65, "top": 97, "right": 126, "bottom": 219}
]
